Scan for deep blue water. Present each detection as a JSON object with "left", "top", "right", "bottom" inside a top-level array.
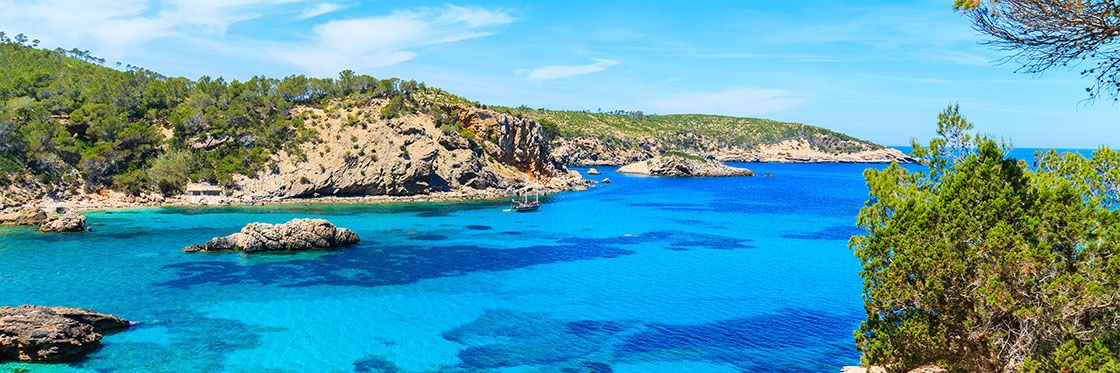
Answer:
[{"left": 0, "top": 149, "right": 1086, "bottom": 372}]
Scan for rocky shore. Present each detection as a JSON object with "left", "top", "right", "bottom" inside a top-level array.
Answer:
[
  {"left": 617, "top": 155, "right": 755, "bottom": 177},
  {"left": 184, "top": 218, "right": 360, "bottom": 253},
  {"left": 0, "top": 305, "right": 130, "bottom": 362},
  {"left": 551, "top": 136, "right": 915, "bottom": 166}
]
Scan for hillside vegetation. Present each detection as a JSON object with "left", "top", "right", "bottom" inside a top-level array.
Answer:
[
  {"left": 0, "top": 35, "right": 427, "bottom": 194},
  {"left": 0, "top": 34, "right": 897, "bottom": 200},
  {"left": 509, "top": 109, "right": 881, "bottom": 154}
]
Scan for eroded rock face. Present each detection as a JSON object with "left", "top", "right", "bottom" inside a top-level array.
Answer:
[
  {"left": 184, "top": 218, "right": 360, "bottom": 253},
  {"left": 38, "top": 211, "right": 86, "bottom": 233},
  {"left": 0, "top": 207, "right": 48, "bottom": 226},
  {"left": 232, "top": 100, "right": 582, "bottom": 200},
  {"left": 617, "top": 155, "right": 755, "bottom": 177},
  {"left": 0, "top": 305, "right": 130, "bottom": 362}
]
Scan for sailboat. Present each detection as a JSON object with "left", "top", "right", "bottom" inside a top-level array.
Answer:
[{"left": 511, "top": 189, "right": 541, "bottom": 212}]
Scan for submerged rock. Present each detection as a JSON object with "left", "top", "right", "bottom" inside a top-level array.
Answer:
[
  {"left": 38, "top": 211, "right": 86, "bottom": 233},
  {"left": 184, "top": 218, "right": 360, "bottom": 253},
  {"left": 0, "top": 305, "right": 130, "bottom": 362},
  {"left": 0, "top": 207, "right": 48, "bottom": 226},
  {"left": 616, "top": 154, "right": 755, "bottom": 177}
]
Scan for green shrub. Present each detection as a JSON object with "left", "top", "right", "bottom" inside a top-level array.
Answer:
[
  {"left": 147, "top": 149, "right": 192, "bottom": 195},
  {"left": 852, "top": 105, "right": 1120, "bottom": 372}
]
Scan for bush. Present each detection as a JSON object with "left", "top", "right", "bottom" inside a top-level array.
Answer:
[
  {"left": 147, "top": 149, "right": 191, "bottom": 195},
  {"left": 852, "top": 105, "right": 1120, "bottom": 372}
]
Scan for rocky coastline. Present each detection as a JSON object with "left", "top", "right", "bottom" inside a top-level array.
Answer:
[{"left": 0, "top": 305, "right": 130, "bottom": 362}]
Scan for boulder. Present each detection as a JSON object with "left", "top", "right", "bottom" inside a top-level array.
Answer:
[
  {"left": 601, "top": 178, "right": 611, "bottom": 184},
  {"left": 587, "top": 168, "right": 601, "bottom": 175},
  {"left": 0, "top": 207, "right": 48, "bottom": 226},
  {"left": 184, "top": 218, "right": 360, "bottom": 253},
  {"left": 0, "top": 305, "right": 130, "bottom": 362},
  {"left": 38, "top": 211, "right": 86, "bottom": 233},
  {"left": 616, "top": 154, "right": 755, "bottom": 177}
]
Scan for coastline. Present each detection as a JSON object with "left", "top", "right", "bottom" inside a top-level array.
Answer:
[{"left": 9, "top": 159, "right": 919, "bottom": 214}]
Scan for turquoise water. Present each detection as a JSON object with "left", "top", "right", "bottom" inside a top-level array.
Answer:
[{"left": 0, "top": 160, "right": 919, "bottom": 372}]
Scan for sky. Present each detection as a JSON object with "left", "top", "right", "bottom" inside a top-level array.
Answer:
[{"left": 0, "top": 0, "right": 1115, "bottom": 148}]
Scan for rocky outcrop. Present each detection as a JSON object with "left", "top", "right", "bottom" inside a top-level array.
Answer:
[
  {"left": 232, "top": 100, "right": 586, "bottom": 201},
  {"left": 617, "top": 155, "right": 755, "bottom": 177},
  {"left": 0, "top": 305, "right": 130, "bottom": 362},
  {"left": 0, "top": 207, "right": 48, "bottom": 226},
  {"left": 842, "top": 366, "right": 946, "bottom": 373},
  {"left": 38, "top": 211, "right": 86, "bottom": 233},
  {"left": 551, "top": 136, "right": 915, "bottom": 166},
  {"left": 184, "top": 218, "right": 360, "bottom": 253}
]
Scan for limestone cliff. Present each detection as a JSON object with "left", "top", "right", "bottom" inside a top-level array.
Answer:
[{"left": 231, "top": 99, "right": 585, "bottom": 200}]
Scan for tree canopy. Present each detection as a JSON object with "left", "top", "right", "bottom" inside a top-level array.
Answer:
[
  {"left": 852, "top": 104, "right": 1120, "bottom": 372},
  {"left": 0, "top": 34, "right": 425, "bottom": 194},
  {"left": 955, "top": 0, "right": 1120, "bottom": 101}
]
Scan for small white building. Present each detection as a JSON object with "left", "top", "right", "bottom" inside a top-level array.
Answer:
[
  {"left": 182, "top": 182, "right": 226, "bottom": 205},
  {"left": 185, "top": 183, "right": 223, "bottom": 197}
]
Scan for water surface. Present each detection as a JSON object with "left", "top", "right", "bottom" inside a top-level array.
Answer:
[{"left": 0, "top": 159, "right": 947, "bottom": 372}]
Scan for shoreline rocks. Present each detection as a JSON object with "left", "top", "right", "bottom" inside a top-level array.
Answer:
[
  {"left": 0, "top": 305, "right": 130, "bottom": 362},
  {"left": 0, "top": 207, "right": 48, "bottom": 226},
  {"left": 184, "top": 218, "right": 360, "bottom": 253},
  {"left": 39, "top": 211, "right": 86, "bottom": 233},
  {"left": 617, "top": 155, "right": 755, "bottom": 177}
]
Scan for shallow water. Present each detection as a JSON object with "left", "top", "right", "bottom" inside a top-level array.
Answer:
[{"left": 0, "top": 154, "right": 1023, "bottom": 372}]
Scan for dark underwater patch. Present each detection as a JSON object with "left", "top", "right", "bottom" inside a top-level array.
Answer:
[
  {"left": 781, "top": 225, "right": 863, "bottom": 241},
  {"left": 157, "top": 236, "right": 636, "bottom": 289},
  {"left": 466, "top": 225, "right": 492, "bottom": 231},
  {"left": 353, "top": 355, "right": 401, "bottom": 373},
  {"left": 441, "top": 308, "right": 860, "bottom": 371}
]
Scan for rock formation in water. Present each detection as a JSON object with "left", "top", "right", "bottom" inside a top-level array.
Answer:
[
  {"left": 0, "top": 207, "right": 48, "bottom": 226},
  {"left": 0, "top": 305, "right": 130, "bottom": 362},
  {"left": 616, "top": 154, "right": 755, "bottom": 177},
  {"left": 38, "top": 211, "right": 86, "bottom": 233},
  {"left": 184, "top": 218, "right": 360, "bottom": 253}
]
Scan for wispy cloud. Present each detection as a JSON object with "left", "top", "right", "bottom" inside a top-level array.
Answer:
[
  {"left": 0, "top": 0, "right": 302, "bottom": 57},
  {"left": 295, "top": 2, "right": 351, "bottom": 20},
  {"left": 517, "top": 58, "right": 619, "bottom": 83},
  {"left": 648, "top": 88, "right": 805, "bottom": 116},
  {"left": 274, "top": 5, "right": 515, "bottom": 74}
]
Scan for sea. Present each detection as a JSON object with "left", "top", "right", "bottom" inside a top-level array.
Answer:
[{"left": 0, "top": 148, "right": 1096, "bottom": 372}]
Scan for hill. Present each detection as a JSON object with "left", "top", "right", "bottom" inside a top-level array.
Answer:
[{"left": 0, "top": 35, "right": 906, "bottom": 207}]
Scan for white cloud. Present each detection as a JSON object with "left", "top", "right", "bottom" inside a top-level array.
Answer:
[
  {"left": 517, "top": 58, "right": 619, "bottom": 83},
  {"left": 0, "top": 0, "right": 302, "bottom": 57},
  {"left": 295, "top": 2, "right": 351, "bottom": 20},
  {"left": 274, "top": 5, "right": 515, "bottom": 74},
  {"left": 647, "top": 88, "right": 805, "bottom": 116}
]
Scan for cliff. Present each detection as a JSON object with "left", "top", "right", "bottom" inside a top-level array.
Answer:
[{"left": 229, "top": 99, "right": 585, "bottom": 200}]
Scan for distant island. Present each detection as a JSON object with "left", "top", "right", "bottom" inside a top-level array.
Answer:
[{"left": 0, "top": 37, "right": 909, "bottom": 210}]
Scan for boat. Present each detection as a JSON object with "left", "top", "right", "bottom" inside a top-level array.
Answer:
[{"left": 511, "top": 190, "right": 541, "bottom": 212}]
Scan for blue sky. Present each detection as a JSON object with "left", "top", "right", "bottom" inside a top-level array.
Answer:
[{"left": 0, "top": 0, "right": 1115, "bottom": 147}]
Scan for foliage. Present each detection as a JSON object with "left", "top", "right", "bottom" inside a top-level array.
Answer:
[
  {"left": 491, "top": 106, "right": 880, "bottom": 154},
  {"left": 0, "top": 36, "right": 425, "bottom": 193},
  {"left": 852, "top": 104, "right": 1120, "bottom": 372},
  {"left": 147, "top": 149, "right": 191, "bottom": 195},
  {"left": 661, "top": 150, "right": 705, "bottom": 161},
  {"left": 955, "top": 0, "right": 1120, "bottom": 101}
]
